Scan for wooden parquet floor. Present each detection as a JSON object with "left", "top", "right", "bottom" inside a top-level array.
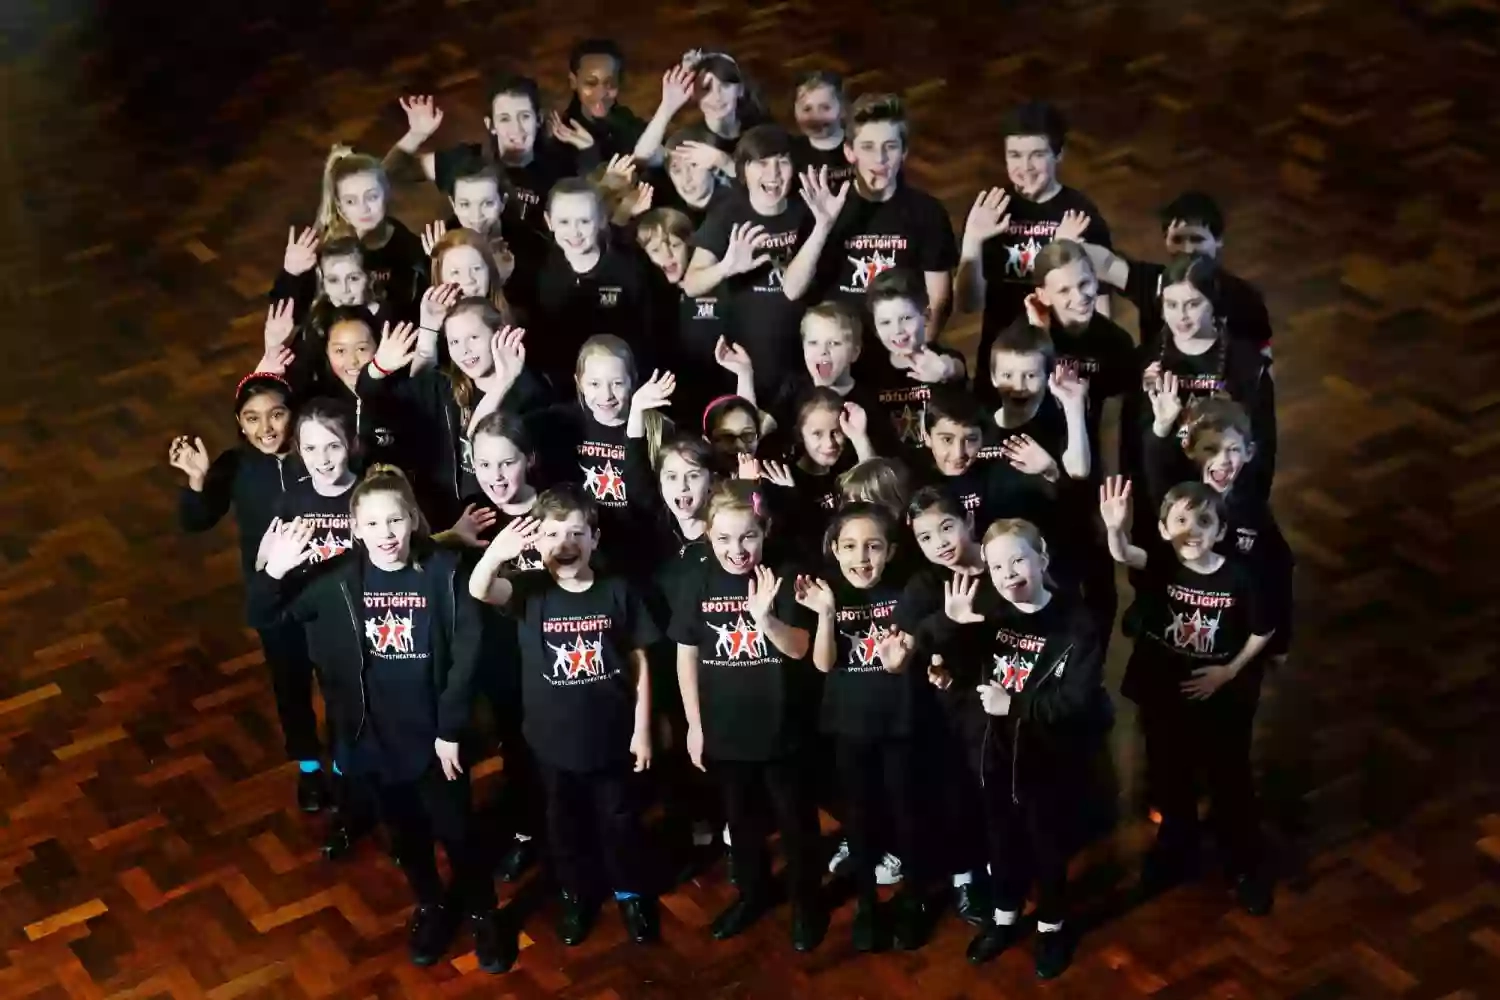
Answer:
[{"left": 2, "top": 0, "right": 1498, "bottom": 996}]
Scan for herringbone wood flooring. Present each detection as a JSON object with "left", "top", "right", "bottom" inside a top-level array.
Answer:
[{"left": 1, "top": 0, "right": 1498, "bottom": 996}]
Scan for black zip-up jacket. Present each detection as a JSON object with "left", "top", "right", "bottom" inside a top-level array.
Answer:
[
  {"left": 247, "top": 542, "right": 480, "bottom": 748},
  {"left": 268, "top": 219, "right": 429, "bottom": 320},
  {"left": 177, "top": 445, "right": 302, "bottom": 608}
]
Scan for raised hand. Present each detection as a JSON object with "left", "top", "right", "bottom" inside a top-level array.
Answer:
[
  {"left": 721, "top": 222, "right": 771, "bottom": 276},
  {"left": 490, "top": 516, "right": 541, "bottom": 564},
  {"left": 419, "top": 283, "right": 461, "bottom": 331},
  {"left": 1023, "top": 290, "right": 1051, "bottom": 330},
  {"left": 1054, "top": 209, "right": 1092, "bottom": 244},
  {"left": 490, "top": 325, "right": 526, "bottom": 383},
  {"left": 256, "top": 345, "right": 295, "bottom": 377},
  {"left": 1147, "top": 370, "right": 1183, "bottom": 432},
  {"left": 963, "top": 187, "right": 1012, "bottom": 245},
  {"left": 677, "top": 140, "right": 731, "bottom": 174},
  {"left": 603, "top": 153, "right": 637, "bottom": 182},
  {"left": 1002, "top": 434, "right": 1057, "bottom": 477},
  {"left": 838, "top": 401, "right": 869, "bottom": 439},
  {"left": 800, "top": 165, "right": 850, "bottom": 227},
  {"left": 793, "top": 574, "right": 835, "bottom": 616},
  {"left": 283, "top": 227, "right": 320, "bottom": 276},
  {"left": 631, "top": 369, "right": 677, "bottom": 413},
  {"left": 1141, "top": 359, "right": 1164, "bottom": 395},
  {"left": 547, "top": 111, "right": 595, "bottom": 150},
  {"left": 263, "top": 299, "right": 297, "bottom": 351},
  {"left": 713, "top": 336, "right": 753, "bottom": 377},
  {"left": 943, "top": 574, "right": 984, "bottom": 624},
  {"left": 907, "top": 347, "right": 954, "bottom": 384},
  {"left": 1098, "top": 475, "right": 1133, "bottom": 531},
  {"left": 263, "top": 517, "right": 316, "bottom": 580},
  {"left": 927, "top": 654, "right": 953, "bottom": 691},
  {"left": 660, "top": 63, "right": 697, "bottom": 115},
  {"left": 398, "top": 95, "right": 445, "bottom": 142},
  {"left": 759, "top": 459, "right": 795, "bottom": 488},
  {"left": 877, "top": 627, "right": 915, "bottom": 673},
  {"left": 168, "top": 435, "right": 211, "bottom": 488},
  {"left": 420, "top": 219, "right": 448, "bottom": 257},
  {"left": 977, "top": 680, "right": 1012, "bottom": 716},
  {"left": 745, "top": 564, "right": 782, "bottom": 621},
  {"left": 630, "top": 182, "right": 654, "bottom": 217},
  {"left": 372, "top": 321, "right": 419, "bottom": 376},
  {"left": 448, "top": 503, "right": 498, "bottom": 548},
  {"left": 1048, "top": 364, "right": 1090, "bottom": 409},
  {"left": 736, "top": 452, "right": 763, "bottom": 481}
]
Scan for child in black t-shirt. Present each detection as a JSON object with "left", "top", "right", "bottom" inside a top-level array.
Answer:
[
  {"left": 765, "top": 302, "right": 886, "bottom": 439},
  {"left": 789, "top": 71, "right": 856, "bottom": 191},
  {"left": 795, "top": 503, "right": 929, "bottom": 952},
  {"left": 669, "top": 481, "right": 827, "bottom": 951},
  {"left": 773, "top": 388, "right": 877, "bottom": 556},
  {"left": 1099, "top": 477, "right": 1277, "bottom": 916},
  {"left": 468, "top": 486, "right": 661, "bottom": 947},
  {"left": 562, "top": 38, "right": 647, "bottom": 163},
  {"left": 864, "top": 269, "right": 967, "bottom": 459}
]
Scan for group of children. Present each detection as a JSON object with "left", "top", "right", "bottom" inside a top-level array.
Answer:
[{"left": 168, "top": 39, "right": 1292, "bottom": 980}]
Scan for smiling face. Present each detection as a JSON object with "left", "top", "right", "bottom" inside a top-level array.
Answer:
[
  {"left": 659, "top": 451, "right": 710, "bottom": 521},
  {"left": 444, "top": 309, "right": 495, "bottom": 380},
  {"left": 641, "top": 230, "right": 689, "bottom": 283},
  {"left": 576, "top": 352, "right": 631, "bottom": 425},
  {"left": 336, "top": 171, "right": 386, "bottom": 235},
  {"left": 802, "top": 314, "right": 859, "bottom": 386},
  {"left": 833, "top": 515, "right": 891, "bottom": 589},
  {"left": 846, "top": 120, "right": 905, "bottom": 196},
  {"left": 698, "top": 70, "right": 742, "bottom": 121},
  {"left": 911, "top": 508, "right": 973, "bottom": 568},
  {"left": 538, "top": 511, "right": 596, "bottom": 580},
  {"left": 709, "top": 508, "right": 764, "bottom": 575},
  {"left": 1162, "top": 280, "right": 1215, "bottom": 339},
  {"left": 472, "top": 431, "right": 529, "bottom": 506},
  {"left": 870, "top": 296, "right": 927, "bottom": 354},
  {"left": 325, "top": 318, "right": 375, "bottom": 391},
  {"left": 794, "top": 83, "right": 842, "bottom": 142},
  {"left": 991, "top": 349, "right": 1049, "bottom": 407},
  {"left": 743, "top": 154, "right": 792, "bottom": 212},
  {"left": 571, "top": 53, "right": 621, "bottom": 119},
  {"left": 1159, "top": 498, "right": 1226, "bottom": 561},
  {"left": 1004, "top": 134, "right": 1059, "bottom": 201},
  {"left": 298, "top": 419, "right": 351, "bottom": 491},
  {"left": 925, "top": 417, "right": 982, "bottom": 477},
  {"left": 667, "top": 146, "right": 715, "bottom": 201},
  {"left": 354, "top": 490, "right": 414, "bottom": 570},
  {"left": 320, "top": 255, "right": 369, "bottom": 307},
  {"left": 488, "top": 92, "right": 538, "bottom": 160},
  {"left": 439, "top": 244, "right": 490, "bottom": 299},
  {"left": 451, "top": 176, "right": 504, "bottom": 235},
  {"left": 1165, "top": 221, "right": 1222, "bottom": 259},
  {"left": 1190, "top": 427, "right": 1252, "bottom": 493},
  {"left": 985, "top": 532, "right": 1047, "bottom": 605},
  {"left": 799, "top": 403, "right": 846, "bottom": 469},
  {"left": 237, "top": 391, "right": 291, "bottom": 455},
  {"left": 709, "top": 406, "right": 760, "bottom": 466},
  {"left": 546, "top": 191, "right": 602, "bottom": 256},
  {"left": 1037, "top": 258, "right": 1099, "bottom": 330}
]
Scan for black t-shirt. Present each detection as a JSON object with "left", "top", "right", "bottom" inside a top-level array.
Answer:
[
  {"left": 352, "top": 563, "right": 436, "bottom": 781},
  {"left": 820, "top": 577, "right": 913, "bottom": 739},
  {"left": 510, "top": 572, "right": 658, "bottom": 771},
  {"left": 564, "top": 97, "right": 646, "bottom": 163},
  {"left": 860, "top": 347, "right": 968, "bottom": 460},
  {"left": 694, "top": 192, "right": 815, "bottom": 399},
  {"left": 820, "top": 184, "right": 958, "bottom": 308},
  {"left": 273, "top": 477, "right": 354, "bottom": 566},
  {"left": 1125, "top": 261, "right": 1273, "bottom": 359},
  {"left": 643, "top": 167, "right": 725, "bottom": 231},
  {"left": 669, "top": 560, "right": 812, "bottom": 761},
  {"left": 789, "top": 137, "right": 856, "bottom": 191},
  {"left": 645, "top": 271, "right": 731, "bottom": 424},
  {"left": 532, "top": 246, "right": 655, "bottom": 385},
  {"left": 978, "top": 186, "right": 1111, "bottom": 359},
  {"left": 1050, "top": 313, "right": 1139, "bottom": 466}
]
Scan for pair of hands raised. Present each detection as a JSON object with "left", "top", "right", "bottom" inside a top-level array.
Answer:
[
  {"left": 399, "top": 94, "right": 593, "bottom": 152},
  {"left": 372, "top": 321, "right": 526, "bottom": 382},
  {"left": 938, "top": 574, "right": 1014, "bottom": 715}
]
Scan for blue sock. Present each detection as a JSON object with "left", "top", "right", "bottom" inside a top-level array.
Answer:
[
  {"left": 331, "top": 761, "right": 342, "bottom": 776},
  {"left": 297, "top": 760, "right": 322, "bottom": 774},
  {"left": 614, "top": 891, "right": 640, "bottom": 902}
]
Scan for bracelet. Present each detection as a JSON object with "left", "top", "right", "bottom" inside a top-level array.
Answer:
[
  {"left": 370, "top": 358, "right": 392, "bottom": 376},
  {"left": 418, "top": 326, "right": 439, "bottom": 334}
]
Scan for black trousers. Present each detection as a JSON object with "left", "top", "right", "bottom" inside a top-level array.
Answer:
[
  {"left": 835, "top": 737, "right": 928, "bottom": 895},
  {"left": 538, "top": 762, "right": 651, "bottom": 898},
  {"left": 926, "top": 723, "right": 987, "bottom": 880},
  {"left": 370, "top": 768, "right": 496, "bottom": 912},
  {"left": 1140, "top": 682, "right": 1263, "bottom": 876},
  {"left": 476, "top": 658, "right": 544, "bottom": 840},
  {"left": 257, "top": 624, "right": 321, "bottom": 761},
  {"left": 715, "top": 756, "right": 821, "bottom": 903},
  {"left": 982, "top": 784, "right": 1073, "bottom": 925}
]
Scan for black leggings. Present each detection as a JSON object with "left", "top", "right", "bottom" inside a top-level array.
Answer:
[
  {"left": 257, "top": 624, "right": 321, "bottom": 761},
  {"left": 715, "top": 756, "right": 821, "bottom": 903},
  {"left": 835, "top": 737, "right": 928, "bottom": 894},
  {"left": 369, "top": 768, "right": 496, "bottom": 912},
  {"left": 538, "top": 763, "right": 652, "bottom": 898},
  {"left": 982, "top": 788, "right": 1072, "bottom": 925}
]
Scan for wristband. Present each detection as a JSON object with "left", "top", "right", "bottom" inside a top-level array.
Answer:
[
  {"left": 418, "top": 326, "right": 439, "bottom": 334},
  {"left": 370, "top": 358, "right": 392, "bottom": 376}
]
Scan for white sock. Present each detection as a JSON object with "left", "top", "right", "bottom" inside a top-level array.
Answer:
[
  {"left": 952, "top": 871, "right": 974, "bottom": 888},
  {"left": 993, "top": 908, "right": 1018, "bottom": 926},
  {"left": 1037, "top": 920, "right": 1063, "bottom": 933},
  {"left": 513, "top": 833, "right": 532, "bottom": 843}
]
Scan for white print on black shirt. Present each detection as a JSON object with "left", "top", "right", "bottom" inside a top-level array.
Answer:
[
  {"left": 700, "top": 596, "right": 776, "bottom": 666},
  {"left": 1163, "top": 583, "right": 1233, "bottom": 656},
  {"left": 991, "top": 626, "right": 1044, "bottom": 692},
  {"left": 541, "top": 615, "right": 616, "bottom": 686},
  {"left": 838, "top": 599, "right": 897, "bottom": 673},
  {"left": 301, "top": 513, "right": 351, "bottom": 563},
  {"left": 1003, "top": 221, "right": 1057, "bottom": 279},
  {"left": 578, "top": 441, "right": 627, "bottom": 505},
  {"left": 879, "top": 385, "right": 931, "bottom": 445},
  {"left": 1235, "top": 527, "right": 1257, "bottom": 554},
  {"left": 599, "top": 286, "right": 621, "bottom": 308},
  {"left": 511, "top": 188, "right": 540, "bottom": 221},
  {"left": 848, "top": 249, "right": 897, "bottom": 290},
  {"left": 695, "top": 298, "right": 718, "bottom": 319},
  {"left": 365, "top": 591, "right": 426, "bottom": 659},
  {"left": 753, "top": 231, "right": 799, "bottom": 294}
]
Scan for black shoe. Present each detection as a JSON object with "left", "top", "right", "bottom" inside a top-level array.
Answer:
[
  {"left": 789, "top": 899, "right": 828, "bottom": 952},
  {"left": 497, "top": 837, "right": 536, "bottom": 883},
  {"left": 890, "top": 890, "right": 930, "bottom": 951},
  {"left": 617, "top": 895, "right": 659, "bottom": 944},
  {"left": 1033, "top": 926, "right": 1073, "bottom": 980},
  {"left": 296, "top": 769, "right": 329, "bottom": 813},
  {"left": 967, "top": 920, "right": 1022, "bottom": 965},
  {"left": 470, "top": 908, "right": 518, "bottom": 974},
  {"left": 321, "top": 815, "right": 355, "bottom": 861},
  {"left": 556, "top": 890, "right": 593, "bottom": 946},
  {"left": 710, "top": 894, "right": 766, "bottom": 940},
  {"left": 1136, "top": 842, "right": 1199, "bottom": 900},
  {"left": 851, "top": 894, "right": 879, "bottom": 953},
  {"left": 1234, "top": 871, "right": 1274, "bottom": 916},
  {"left": 953, "top": 882, "right": 989, "bottom": 927},
  {"left": 407, "top": 904, "right": 453, "bottom": 967}
]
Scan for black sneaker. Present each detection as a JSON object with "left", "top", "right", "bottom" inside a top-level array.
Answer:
[
  {"left": 789, "top": 898, "right": 828, "bottom": 953},
  {"left": 296, "top": 769, "right": 329, "bottom": 813},
  {"left": 710, "top": 894, "right": 765, "bottom": 940},
  {"left": 1033, "top": 926, "right": 1073, "bottom": 980},
  {"left": 497, "top": 837, "right": 536, "bottom": 883},
  {"left": 851, "top": 894, "right": 879, "bottom": 953},
  {"left": 556, "top": 890, "right": 593, "bottom": 947},
  {"left": 407, "top": 904, "right": 453, "bottom": 966},
  {"left": 967, "top": 920, "right": 1022, "bottom": 965},
  {"left": 953, "top": 881, "right": 989, "bottom": 927},
  {"left": 890, "top": 889, "right": 930, "bottom": 951},
  {"left": 1234, "top": 871, "right": 1274, "bottom": 916},
  {"left": 617, "top": 895, "right": 659, "bottom": 944},
  {"left": 470, "top": 909, "right": 518, "bottom": 975}
]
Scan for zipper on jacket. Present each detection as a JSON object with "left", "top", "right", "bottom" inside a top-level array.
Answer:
[
  {"left": 276, "top": 454, "right": 287, "bottom": 492},
  {"left": 340, "top": 581, "right": 368, "bottom": 742},
  {"left": 443, "top": 403, "right": 458, "bottom": 497},
  {"left": 979, "top": 718, "right": 991, "bottom": 790},
  {"left": 1010, "top": 642, "right": 1073, "bottom": 806}
]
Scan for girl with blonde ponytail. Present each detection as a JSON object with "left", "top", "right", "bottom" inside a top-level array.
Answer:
[{"left": 309, "top": 145, "right": 428, "bottom": 312}]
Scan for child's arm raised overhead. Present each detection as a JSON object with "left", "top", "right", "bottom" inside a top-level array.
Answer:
[
  {"left": 1099, "top": 476, "right": 1148, "bottom": 570},
  {"left": 467, "top": 517, "right": 541, "bottom": 606}
]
